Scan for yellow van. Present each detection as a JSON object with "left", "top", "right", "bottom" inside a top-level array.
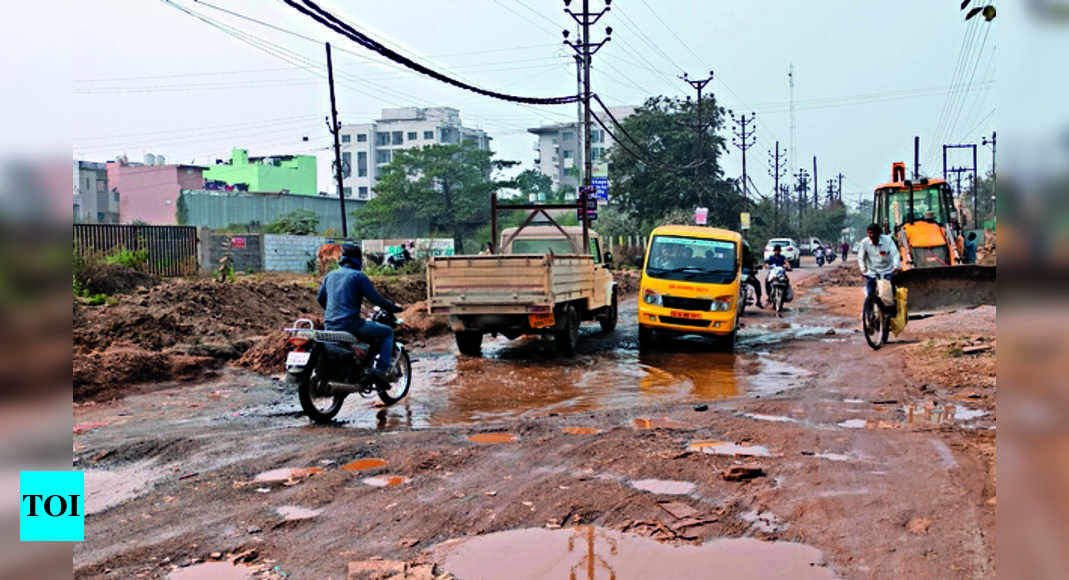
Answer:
[{"left": 637, "top": 225, "right": 744, "bottom": 348}]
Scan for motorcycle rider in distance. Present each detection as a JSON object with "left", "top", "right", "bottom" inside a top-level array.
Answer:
[
  {"left": 857, "top": 223, "right": 901, "bottom": 296},
  {"left": 814, "top": 244, "right": 825, "bottom": 265},
  {"left": 316, "top": 243, "right": 405, "bottom": 382},
  {"left": 764, "top": 244, "right": 792, "bottom": 299}
]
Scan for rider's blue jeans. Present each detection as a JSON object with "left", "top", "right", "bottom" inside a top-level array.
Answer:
[{"left": 330, "top": 320, "right": 394, "bottom": 373}]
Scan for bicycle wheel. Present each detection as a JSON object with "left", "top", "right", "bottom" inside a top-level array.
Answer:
[{"left": 862, "top": 295, "right": 884, "bottom": 350}]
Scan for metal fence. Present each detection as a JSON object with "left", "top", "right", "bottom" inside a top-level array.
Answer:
[{"left": 73, "top": 224, "right": 199, "bottom": 277}]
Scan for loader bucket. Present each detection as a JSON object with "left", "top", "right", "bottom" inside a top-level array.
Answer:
[{"left": 892, "top": 265, "right": 996, "bottom": 312}]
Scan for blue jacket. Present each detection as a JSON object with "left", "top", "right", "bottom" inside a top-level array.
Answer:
[
  {"left": 316, "top": 263, "right": 400, "bottom": 330},
  {"left": 766, "top": 254, "right": 788, "bottom": 268}
]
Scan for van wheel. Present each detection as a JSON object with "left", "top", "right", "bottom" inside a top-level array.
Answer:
[
  {"left": 556, "top": 305, "right": 580, "bottom": 356},
  {"left": 455, "top": 331, "right": 483, "bottom": 356},
  {"left": 638, "top": 325, "right": 653, "bottom": 349}
]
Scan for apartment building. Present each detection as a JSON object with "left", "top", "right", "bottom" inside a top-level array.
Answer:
[
  {"left": 528, "top": 105, "right": 635, "bottom": 191},
  {"left": 73, "top": 160, "right": 119, "bottom": 224},
  {"left": 337, "top": 107, "right": 491, "bottom": 200}
]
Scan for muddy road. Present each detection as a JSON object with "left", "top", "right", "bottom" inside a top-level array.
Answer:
[{"left": 73, "top": 259, "right": 996, "bottom": 579}]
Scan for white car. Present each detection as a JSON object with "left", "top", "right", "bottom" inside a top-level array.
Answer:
[{"left": 764, "top": 237, "right": 801, "bottom": 269}]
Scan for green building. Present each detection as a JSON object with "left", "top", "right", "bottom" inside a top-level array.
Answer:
[{"left": 203, "top": 148, "right": 317, "bottom": 195}]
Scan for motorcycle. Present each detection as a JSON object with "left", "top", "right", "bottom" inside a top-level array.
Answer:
[
  {"left": 815, "top": 250, "right": 826, "bottom": 267},
  {"left": 738, "top": 265, "right": 762, "bottom": 316},
  {"left": 284, "top": 307, "right": 412, "bottom": 423},
  {"left": 766, "top": 265, "right": 793, "bottom": 316}
]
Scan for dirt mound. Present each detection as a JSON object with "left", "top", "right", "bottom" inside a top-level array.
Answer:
[
  {"left": 397, "top": 300, "right": 450, "bottom": 343},
  {"left": 613, "top": 270, "right": 641, "bottom": 295},
  {"left": 801, "top": 265, "right": 857, "bottom": 288},
  {"left": 235, "top": 331, "right": 291, "bottom": 375},
  {"left": 375, "top": 275, "right": 427, "bottom": 304},
  {"left": 73, "top": 346, "right": 222, "bottom": 401},
  {"left": 77, "top": 263, "right": 160, "bottom": 296}
]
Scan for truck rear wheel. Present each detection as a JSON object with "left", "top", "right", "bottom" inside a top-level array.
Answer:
[
  {"left": 556, "top": 305, "right": 579, "bottom": 356},
  {"left": 455, "top": 331, "right": 483, "bottom": 356}
]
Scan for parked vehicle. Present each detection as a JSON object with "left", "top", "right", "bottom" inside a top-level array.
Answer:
[
  {"left": 638, "top": 225, "right": 743, "bottom": 349},
  {"left": 284, "top": 307, "right": 412, "bottom": 423},
  {"left": 766, "top": 264, "right": 793, "bottom": 316},
  {"left": 764, "top": 237, "right": 800, "bottom": 269},
  {"left": 427, "top": 225, "right": 616, "bottom": 357}
]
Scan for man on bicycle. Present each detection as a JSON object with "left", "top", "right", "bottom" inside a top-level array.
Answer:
[
  {"left": 857, "top": 223, "right": 901, "bottom": 296},
  {"left": 317, "top": 243, "right": 404, "bottom": 382}
]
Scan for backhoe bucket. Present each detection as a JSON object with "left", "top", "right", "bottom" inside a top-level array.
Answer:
[{"left": 892, "top": 265, "right": 996, "bottom": 312}]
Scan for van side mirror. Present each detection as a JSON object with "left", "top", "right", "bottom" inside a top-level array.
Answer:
[
  {"left": 633, "top": 256, "right": 643, "bottom": 267},
  {"left": 602, "top": 251, "right": 613, "bottom": 265}
]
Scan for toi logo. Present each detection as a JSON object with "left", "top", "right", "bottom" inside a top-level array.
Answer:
[{"left": 19, "top": 471, "right": 84, "bottom": 542}]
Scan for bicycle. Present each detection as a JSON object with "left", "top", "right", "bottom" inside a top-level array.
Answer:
[{"left": 861, "top": 272, "right": 895, "bottom": 349}]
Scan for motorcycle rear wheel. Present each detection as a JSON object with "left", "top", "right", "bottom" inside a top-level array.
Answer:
[
  {"left": 298, "top": 369, "right": 346, "bottom": 423},
  {"left": 377, "top": 348, "right": 412, "bottom": 406}
]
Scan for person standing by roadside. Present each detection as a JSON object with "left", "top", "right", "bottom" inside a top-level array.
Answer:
[{"left": 962, "top": 232, "right": 978, "bottom": 265}]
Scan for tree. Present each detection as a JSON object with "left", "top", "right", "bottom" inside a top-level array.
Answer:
[
  {"left": 513, "top": 169, "right": 553, "bottom": 202},
  {"left": 356, "top": 142, "right": 516, "bottom": 250},
  {"left": 264, "top": 209, "right": 319, "bottom": 235},
  {"left": 606, "top": 95, "right": 740, "bottom": 229}
]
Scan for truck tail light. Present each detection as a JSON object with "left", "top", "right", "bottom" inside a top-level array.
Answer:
[{"left": 528, "top": 305, "right": 551, "bottom": 313}]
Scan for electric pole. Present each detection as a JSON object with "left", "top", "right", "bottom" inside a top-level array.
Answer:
[
  {"left": 836, "top": 172, "right": 844, "bottom": 202},
  {"left": 981, "top": 131, "right": 996, "bottom": 180},
  {"left": 914, "top": 136, "right": 921, "bottom": 180},
  {"left": 325, "top": 42, "right": 347, "bottom": 239},
  {"left": 943, "top": 143, "right": 979, "bottom": 226},
  {"left": 681, "top": 71, "right": 715, "bottom": 205},
  {"left": 812, "top": 156, "right": 818, "bottom": 210},
  {"left": 731, "top": 111, "right": 757, "bottom": 212},
  {"left": 768, "top": 141, "right": 787, "bottom": 232},
  {"left": 563, "top": 0, "right": 611, "bottom": 253},
  {"left": 794, "top": 167, "right": 810, "bottom": 231}
]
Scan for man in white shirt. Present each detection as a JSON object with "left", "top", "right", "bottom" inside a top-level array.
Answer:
[{"left": 857, "top": 223, "right": 901, "bottom": 297}]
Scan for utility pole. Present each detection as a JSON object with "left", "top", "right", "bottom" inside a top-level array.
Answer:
[
  {"left": 788, "top": 65, "right": 796, "bottom": 179},
  {"left": 812, "top": 156, "right": 818, "bottom": 210},
  {"left": 981, "top": 131, "right": 996, "bottom": 180},
  {"left": 563, "top": 0, "right": 611, "bottom": 253},
  {"left": 794, "top": 168, "right": 810, "bottom": 231},
  {"left": 768, "top": 141, "right": 787, "bottom": 232},
  {"left": 573, "top": 51, "right": 584, "bottom": 187},
  {"left": 913, "top": 136, "right": 921, "bottom": 180},
  {"left": 325, "top": 42, "right": 347, "bottom": 239},
  {"left": 943, "top": 143, "right": 979, "bottom": 226},
  {"left": 825, "top": 179, "right": 838, "bottom": 206},
  {"left": 731, "top": 112, "right": 757, "bottom": 212},
  {"left": 836, "top": 172, "right": 844, "bottom": 202},
  {"left": 681, "top": 71, "right": 715, "bottom": 205}
]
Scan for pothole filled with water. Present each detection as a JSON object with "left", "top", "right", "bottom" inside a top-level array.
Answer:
[
  {"left": 276, "top": 505, "right": 322, "bottom": 520},
  {"left": 687, "top": 440, "right": 772, "bottom": 457},
  {"left": 629, "top": 479, "right": 697, "bottom": 495},
  {"left": 467, "top": 433, "right": 516, "bottom": 444},
  {"left": 254, "top": 467, "right": 323, "bottom": 482},
  {"left": 363, "top": 475, "right": 411, "bottom": 487},
  {"left": 431, "top": 526, "right": 834, "bottom": 579},
  {"left": 167, "top": 561, "right": 254, "bottom": 579},
  {"left": 341, "top": 458, "right": 387, "bottom": 471}
]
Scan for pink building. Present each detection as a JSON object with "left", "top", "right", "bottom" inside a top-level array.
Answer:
[{"left": 107, "top": 160, "right": 206, "bottom": 225}]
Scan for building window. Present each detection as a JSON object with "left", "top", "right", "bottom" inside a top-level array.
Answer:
[
  {"left": 343, "top": 186, "right": 352, "bottom": 196},
  {"left": 357, "top": 133, "right": 367, "bottom": 143},
  {"left": 358, "top": 186, "right": 368, "bottom": 199},
  {"left": 591, "top": 148, "right": 601, "bottom": 161},
  {"left": 97, "top": 212, "right": 106, "bottom": 221},
  {"left": 376, "top": 150, "right": 391, "bottom": 164},
  {"left": 562, "top": 132, "right": 574, "bottom": 141},
  {"left": 341, "top": 134, "right": 351, "bottom": 143},
  {"left": 96, "top": 179, "right": 105, "bottom": 192},
  {"left": 112, "top": 189, "right": 120, "bottom": 203},
  {"left": 392, "top": 131, "right": 403, "bottom": 145},
  {"left": 424, "top": 130, "right": 434, "bottom": 140},
  {"left": 376, "top": 132, "right": 390, "bottom": 146},
  {"left": 407, "top": 132, "right": 417, "bottom": 141},
  {"left": 357, "top": 151, "right": 368, "bottom": 177},
  {"left": 341, "top": 151, "right": 352, "bottom": 178},
  {"left": 73, "top": 203, "right": 80, "bottom": 218},
  {"left": 562, "top": 150, "right": 573, "bottom": 159}
]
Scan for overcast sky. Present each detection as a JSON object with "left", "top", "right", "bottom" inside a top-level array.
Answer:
[{"left": 67, "top": 0, "right": 1009, "bottom": 206}]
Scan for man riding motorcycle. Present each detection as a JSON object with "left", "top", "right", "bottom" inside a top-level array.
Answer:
[
  {"left": 764, "top": 244, "right": 792, "bottom": 298},
  {"left": 316, "top": 243, "right": 404, "bottom": 382},
  {"left": 857, "top": 223, "right": 901, "bottom": 296}
]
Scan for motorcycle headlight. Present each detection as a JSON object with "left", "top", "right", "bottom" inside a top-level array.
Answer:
[
  {"left": 642, "top": 289, "right": 662, "bottom": 306},
  {"left": 711, "top": 295, "right": 733, "bottom": 311}
]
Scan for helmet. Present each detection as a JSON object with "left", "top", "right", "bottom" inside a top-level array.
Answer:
[{"left": 341, "top": 243, "right": 361, "bottom": 260}]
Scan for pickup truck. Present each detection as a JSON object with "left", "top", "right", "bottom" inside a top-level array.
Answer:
[{"left": 427, "top": 225, "right": 618, "bottom": 356}]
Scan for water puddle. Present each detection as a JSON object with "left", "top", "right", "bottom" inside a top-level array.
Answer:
[
  {"left": 562, "top": 427, "right": 599, "bottom": 435},
  {"left": 813, "top": 452, "right": 853, "bottom": 462},
  {"left": 168, "top": 562, "right": 253, "bottom": 579},
  {"left": 254, "top": 467, "right": 323, "bottom": 482},
  {"left": 687, "top": 440, "right": 772, "bottom": 457},
  {"left": 363, "top": 475, "right": 411, "bottom": 487},
  {"left": 633, "top": 417, "right": 692, "bottom": 430},
  {"left": 276, "top": 505, "right": 322, "bottom": 520},
  {"left": 903, "top": 404, "right": 988, "bottom": 426},
  {"left": 431, "top": 526, "right": 834, "bottom": 579},
  {"left": 630, "top": 479, "right": 696, "bottom": 495},
  {"left": 843, "top": 398, "right": 866, "bottom": 404},
  {"left": 341, "top": 458, "right": 387, "bottom": 471},
  {"left": 468, "top": 433, "right": 516, "bottom": 444},
  {"left": 837, "top": 419, "right": 868, "bottom": 429},
  {"left": 742, "top": 413, "right": 796, "bottom": 423},
  {"left": 84, "top": 461, "right": 163, "bottom": 515}
]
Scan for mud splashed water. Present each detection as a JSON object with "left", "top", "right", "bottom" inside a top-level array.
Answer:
[
  {"left": 687, "top": 440, "right": 772, "bottom": 457},
  {"left": 432, "top": 526, "right": 834, "bottom": 579},
  {"left": 341, "top": 458, "right": 387, "bottom": 471},
  {"left": 363, "top": 475, "right": 410, "bottom": 487},
  {"left": 167, "top": 562, "right": 253, "bottom": 579},
  {"left": 630, "top": 479, "right": 696, "bottom": 495},
  {"left": 468, "top": 433, "right": 516, "bottom": 444}
]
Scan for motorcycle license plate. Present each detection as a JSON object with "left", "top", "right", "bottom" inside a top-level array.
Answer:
[
  {"left": 286, "top": 351, "right": 311, "bottom": 367},
  {"left": 669, "top": 310, "right": 702, "bottom": 319},
  {"left": 528, "top": 312, "right": 555, "bottom": 329}
]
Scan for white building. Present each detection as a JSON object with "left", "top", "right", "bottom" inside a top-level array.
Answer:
[
  {"left": 337, "top": 107, "right": 491, "bottom": 200},
  {"left": 527, "top": 105, "right": 635, "bottom": 191}
]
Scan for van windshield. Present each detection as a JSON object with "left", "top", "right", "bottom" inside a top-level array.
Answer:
[{"left": 645, "top": 235, "right": 738, "bottom": 283}]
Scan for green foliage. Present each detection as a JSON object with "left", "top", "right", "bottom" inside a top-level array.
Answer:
[
  {"left": 175, "top": 193, "right": 189, "bottom": 225},
  {"left": 606, "top": 94, "right": 741, "bottom": 229},
  {"left": 103, "top": 248, "right": 149, "bottom": 270},
  {"left": 513, "top": 169, "right": 554, "bottom": 201},
  {"left": 356, "top": 142, "right": 517, "bottom": 249},
  {"left": 129, "top": 219, "right": 149, "bottom": 226},
  {"left": 264, "top": 209, "right": 319, "bottom": 235}
]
